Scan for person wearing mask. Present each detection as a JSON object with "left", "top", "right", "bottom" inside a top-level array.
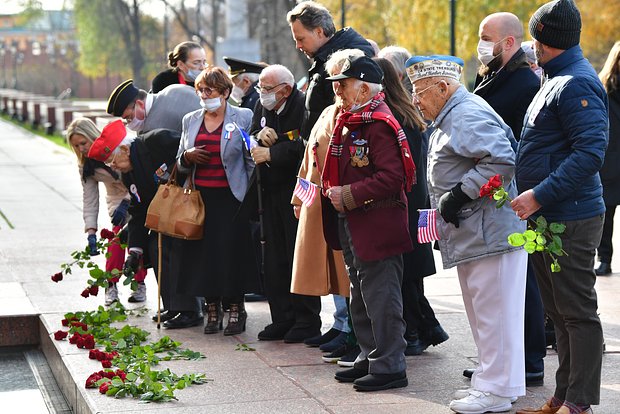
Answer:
[
  {"left": 106, "top": 80, "right": 200, "bottom": 134},
  {"left": 88, "top": 121, "right": 203, "bottom": 328},
  {"left": 514, "top": 2, "right": 608, "bottom": 413},
  {"left": 224, "top": 57, "right": 267, "bottom": 111},
  {"left": 373, "top": 56, "right": 449, "bottom": 357},
  {"left": 175, "top": 67, "right": 259, "bottom": 336},
  {"left": 467, "top": 11, "right": 547, "bottom": 389},
  {"left": 247, "top": 64, "right": 321, "bottom": 343},
  {"left": 66, "top": 118, "right": 145, "bottom": 305},
  {"left": 151, "top": 41, "right": 207, "bottom": 93},
  {"left": 594, "top": 41, "right": 620, "bottom": 277}
]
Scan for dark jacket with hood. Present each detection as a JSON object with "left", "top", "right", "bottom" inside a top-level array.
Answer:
[
  {"left": 473, "top": 48, "right": 540, "bottom": 141},
  {"left": 301, "top": 27, "right": 374, "bottom": 140}
]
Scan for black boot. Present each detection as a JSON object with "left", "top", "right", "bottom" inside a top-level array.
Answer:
[
  {"left": 224, "top": 302, "right": 247, "bottom": 335},
  {"left": 595, "top": 262, "right": 612, "bottom": 276},
  {"left": 204, "top": 302, "right": 224, "bottom": 334}
]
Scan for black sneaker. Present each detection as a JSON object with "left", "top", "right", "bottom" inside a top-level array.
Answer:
[
  {"left": 337, "top": 345, "right": 361, "bottom": 367},
  {"left": 322, "top": 343, "right": 350, "bottom": 363},
  {"left": 304, "top": 328, "right": 341, "bottom": 347}
]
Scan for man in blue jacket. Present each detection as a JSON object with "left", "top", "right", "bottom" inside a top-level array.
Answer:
[{"left": 512, "top": 1, "right": 608, "bottom": 413}]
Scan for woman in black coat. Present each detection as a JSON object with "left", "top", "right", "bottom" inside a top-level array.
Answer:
[
  {"left": 374, "top": 57, "right": 449, "bottom": 354},
  {"left": 596, "top": 41, "right": 620, "bottom": 276},
  {"left": 151, "top": 41, "right": 207, "bottom": 93}
]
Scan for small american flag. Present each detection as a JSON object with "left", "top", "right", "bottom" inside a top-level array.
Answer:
[
  {"left": 294, "top": 178, "right": 318, "bottom": 207},
  {"left": 418, "top": 209, "right": 440, "bottom": 244}
]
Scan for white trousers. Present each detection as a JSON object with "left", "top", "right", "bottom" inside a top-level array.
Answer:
[{"left": 457, "top": 249, "right": 527, "bottom": 397}]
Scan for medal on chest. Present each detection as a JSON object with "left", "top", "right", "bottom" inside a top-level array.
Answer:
[{"left": 348, "top": 131, "right": 369, "bottom": 167}]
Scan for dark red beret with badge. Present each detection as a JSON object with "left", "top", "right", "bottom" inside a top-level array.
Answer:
[{"left": 87, "top": 120, "right": 127, "bottom": 162}]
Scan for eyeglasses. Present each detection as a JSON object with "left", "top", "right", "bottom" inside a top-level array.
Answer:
[
  {"left": 254, "top": 82, "right": 286, "bottom": 94},
  {"left": 196, "top": 87, "right": 217, "bottom": 96},
  {"left": 104, "top": 151, "right": 118, "bottom": 167},
  {"left": 412, "top": 81, "right": 442, "bottom": 101}
]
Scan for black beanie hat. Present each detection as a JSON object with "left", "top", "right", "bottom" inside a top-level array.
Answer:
[{"left": 529, "top": 0, "right": 581, "bottom": 50}]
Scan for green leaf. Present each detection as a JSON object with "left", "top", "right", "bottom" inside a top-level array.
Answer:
[
  {"left": 550, "top": 260, "right": 561, "bottom": 273},
  {"left": 112, "top": 378, "right": 124, "bottom": 387},
  {"left": 549, "top": 222, "right": 566, "bottom": 234},
  {"left": 90, "top": 268, "right": 104, "bottom": 278},
  {"left": 507, "top": 233, "right": 525, "bottom": 246},
  {"left": 524, "top": 241, "right": 537, "bottom": 254},
  {"left": 496, "top": 199, "right": 506, "bottom": 208},
  {"left": 126, "top": 372, "right": 138, "bottom": 382},
  {"left": 536, "top": 215, "right": 548, "bottom": 229},
  {"left": 523, "top": 230, "right": 537, "bottom": 242},
  {"left": 536, "top": 235, "right": 546, "bottom": 245},
  {"left": 535, "top": 244, "right": 545, "bottom": 252}
]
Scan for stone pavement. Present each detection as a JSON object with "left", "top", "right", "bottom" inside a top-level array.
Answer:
[{"left": 0, "top": 118, "right": 619, "bottom": 413}]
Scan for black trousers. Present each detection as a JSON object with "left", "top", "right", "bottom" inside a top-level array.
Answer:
[
  {"left": 524, "top": 260, "right": 546, "bottom": 373},
  {"left": 596, "top": 206, "right": 615, "bottom": 263},
  {"left": 401, "top": 276, "right": 439, "bottom": 339},
  {"left": 263, "top": 187, "right": 321, "bottom": 330}
]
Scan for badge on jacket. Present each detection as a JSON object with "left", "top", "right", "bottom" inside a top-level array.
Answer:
[{"left": 349, "top": 132, "right": 368, "bottom": 167}]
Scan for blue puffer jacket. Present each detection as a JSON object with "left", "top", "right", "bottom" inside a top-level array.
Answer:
[{"left": 516, "top": 46, "right": 608, "bottom": 221}]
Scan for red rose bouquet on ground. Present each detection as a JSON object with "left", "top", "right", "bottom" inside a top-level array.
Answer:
[{"left": 481, "top": 174, "right": 567, "bottom": 272}]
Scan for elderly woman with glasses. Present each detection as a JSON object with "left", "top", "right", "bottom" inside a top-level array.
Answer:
[
  {"left": 175, "top": 66, "right": 259, "bottom": 336},
  {"left": 66, "top": 118, "right": 147, "bottom": 305}
]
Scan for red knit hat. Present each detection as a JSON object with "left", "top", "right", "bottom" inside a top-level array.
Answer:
[{"left": 87, "top": 120, "right": 127, "bottom": 162}]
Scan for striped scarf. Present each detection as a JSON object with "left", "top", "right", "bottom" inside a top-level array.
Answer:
[{"left": 321, "top": 92, "right": 416, "bottom": 193}]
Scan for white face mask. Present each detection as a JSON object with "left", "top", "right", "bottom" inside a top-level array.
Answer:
[
  {"left": 201, "top": 96, "right": 222, "bottom": 112},
  {"left": 260, "top": 91, "right": 279, "bottom": 111},
  {"left": 230, "top": 85, "right": 245, "bottom": 103},
  {"left": 126, "top": 116, "right": 144, "bottom": 132},
  {"left": 185, "top": 69, "right": 202, "bottom": 82},
  {"left": 534, "top": 67, "right": 543, "bottom": 79},
  {"left": 349, "top": 85, "right": 368, "bottom": 112},
  {"left": 477, "top": 40, "right": 497, "bottom": 66}
]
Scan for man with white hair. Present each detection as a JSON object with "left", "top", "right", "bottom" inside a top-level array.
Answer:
[
  {"left": 322, "top": 54, "right": 416, "bottom": 391},
  {"left": 378, "top": 45, "right": 413, "bottom": 92},
  {"left": 405, "top": 54, "right": 527, "bottom": 413},
  {"left": 248, "top": 65, "right": 321, "bottom": 343}
]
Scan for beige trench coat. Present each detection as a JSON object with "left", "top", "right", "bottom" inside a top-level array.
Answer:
[{"left": 291, "top": 104, "right": 350, "bottom": 297}]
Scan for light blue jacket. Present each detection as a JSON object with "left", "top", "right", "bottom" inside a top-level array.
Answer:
[
  {"left": 428, "top": 86, "right": 525, "bottom": 268},
  {"left": 176, "top": 103, "right": 255, "bottom": 202}
]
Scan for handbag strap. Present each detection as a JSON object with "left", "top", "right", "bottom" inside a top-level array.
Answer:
[{"left": 168, "top": 161, "right": 198, "bottom": 191}]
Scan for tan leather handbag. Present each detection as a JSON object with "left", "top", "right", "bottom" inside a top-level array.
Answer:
[{"left": 145, "top": 164, "right": 205, "bottom": 240}]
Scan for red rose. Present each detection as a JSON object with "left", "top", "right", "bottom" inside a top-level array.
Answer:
[
  {"left": 82, "top": 334, "right": 95, "bottom": 349},
  {"left": 100, "top": 229, "right": 115, "bottom": 240},
  {"left": 99, "top": 381, "right": 110, "bottom": 394},
  {"left": 88, "top": 285, "right": 99, "bottom": 296},
  {"left": 71, "top": 321, "right": 88, "bottom": 331},
  {"left": 51, "top": 272, "right": 63, "bottom": 282},
  {"left": 102, "top": 370, "right": 115, "bottom": 379},
  {"left": 479, "top": 183, "right": 492, "bottom": 198},
  {"left": 77, "top": 337, "right": 85, "bottom": 348},
  {"left": 54, "top": 330, "right": 68, "bottom": 340},
  {"left": 81, "top": 288, "right": 90, "bottom": 298},
  {"left": 69, "top": 332, "right": 81, "bottom": 344},
  {"left": 85, "top": 373, "right": 102, "bottom": 388},
  {"left": 488, "top": 174, "right": 502, "bottom": 189},
  {"left": 115, "top": 370, "right": 126, "bottom": 381},
  {"left": 89, "top": 349, "right": 100, "bottom": 360},
  {"left": 101, "top": 360, "right": 112, "bottom": 368}
]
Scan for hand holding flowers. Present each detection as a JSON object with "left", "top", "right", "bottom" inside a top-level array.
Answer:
[{"left": 480, "top": 175, "right": 567, "bottom": 272}]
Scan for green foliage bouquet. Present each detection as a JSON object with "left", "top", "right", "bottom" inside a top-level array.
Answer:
[{"left": 480, "top": 175, "right": 567, "bottom": 272}]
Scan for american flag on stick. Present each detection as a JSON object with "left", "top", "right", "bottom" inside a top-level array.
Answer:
[
  {"left": 294, "top": 177, "right": 318, "bottom": 207},
  {"left": 418, "top": 209, "right": 440, "bottom": 244}
]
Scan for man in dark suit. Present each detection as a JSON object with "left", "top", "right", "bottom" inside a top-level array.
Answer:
[
  {"left": 248, "top": 64, "right": 321, "bottom": 343},
  {"left": 88, "top": 121, "right": 203, "bottom": 329}
]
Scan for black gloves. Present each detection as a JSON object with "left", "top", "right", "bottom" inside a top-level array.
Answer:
[
  {"left": 123, "top": 250, "right": 142, "bottom": 277},
  {"left": 437, "top": 183, "right": 472, "bottom": 228},
  {"left": 87, "top": 234, "right": 99, "bottom": 256},
  {"left": 111, "top": 199, "right": 130, "bottom": 227}
]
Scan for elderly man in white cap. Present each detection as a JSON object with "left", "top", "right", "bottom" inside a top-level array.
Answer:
[{"left": 405, "top": 55, "right": 527, "bottom": 414}]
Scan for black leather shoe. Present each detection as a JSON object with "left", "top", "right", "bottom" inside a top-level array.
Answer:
[
  {"left": 353, "top": 371, "right": 408, "bottom": 392},
  {"left": 423, "top": 325, "right": 450, "bottom": 346},
  {"left": 152, "top": 310, "right": 179, "bottom": 322},
  {"left": 258, "top": 323, "right": 292, "bottom": 341},
  {"left": 335, "top": 367, "right": 368, "bottom": 383},
  {"left": 595, "top": 262, "right": 612, "bottom": 276},
  {"left": 304, "top": 328, "right": 341, "bottom": 347},
  {"left": 525, "top": 371, "right": 544, "bottom": 386},
  {"left": 284, "top": 326, "right": 321, "bottom": 343},
  {"left": 404, "top": 337, "right": 427, "bottom": 356},
  {"left": 244, "top": 293, "right": 267, "bottom": 302},
  {"left": 463, "top": 368, "right": 475, "bottom": 379},
  {"left": 163, "top": 312, "right": 203, "bottom": 329}
]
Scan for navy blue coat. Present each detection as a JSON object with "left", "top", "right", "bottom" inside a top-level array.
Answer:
[{"left": 516, "top": 46, "right": 609, "bottom": 221}]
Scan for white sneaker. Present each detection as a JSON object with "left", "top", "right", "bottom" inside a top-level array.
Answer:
[
  {"left": 104, "top": 283, "right": 119, "bottom": 306},
  {"left": 128, "top": 282, "right": 146, "bottom": 303},
  {"left": 449, "top": 389, "right": 512, "bottom": 413},
  {"left": 453, "top": 389, "right": 517, "bottom": 403}
]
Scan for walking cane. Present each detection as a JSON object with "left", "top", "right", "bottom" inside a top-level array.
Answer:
[
  {"left": 255, "top": 165, "right": 266, "bottom": 274},
  {"left": 156, "top": 232, "right": 163, "bottom": 329}
]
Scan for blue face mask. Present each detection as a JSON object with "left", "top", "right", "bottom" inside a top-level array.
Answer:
[{"left": 185, "top": 69, "right": 202, "bottom": 82}]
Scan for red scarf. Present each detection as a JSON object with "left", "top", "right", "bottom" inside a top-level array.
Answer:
[{"left": 321, "top": 92, "right": 416, "bottom": 194}]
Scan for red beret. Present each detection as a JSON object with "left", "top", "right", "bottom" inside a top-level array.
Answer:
[{"left": 87, "top": 120, "right": 127, "bottom": 162}]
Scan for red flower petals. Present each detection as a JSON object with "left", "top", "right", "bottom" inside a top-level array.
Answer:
[
  {"left": 81, "top": 288, "right": 90, "bottom": 298},
  {"left": 51, "top": 272, "right": 63, "bottom": 282},
  {"left": 54, "top": 330, "right": 68, "bottom": 340},
  {"left": 88, "top": 285, "right": 99, "bottom": 296},
  {"left": 100, "top": 229, "right": 116, "bottom": 240},
  {"left": 99, "top": 381, "right": 110, "bottom": 394}
]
